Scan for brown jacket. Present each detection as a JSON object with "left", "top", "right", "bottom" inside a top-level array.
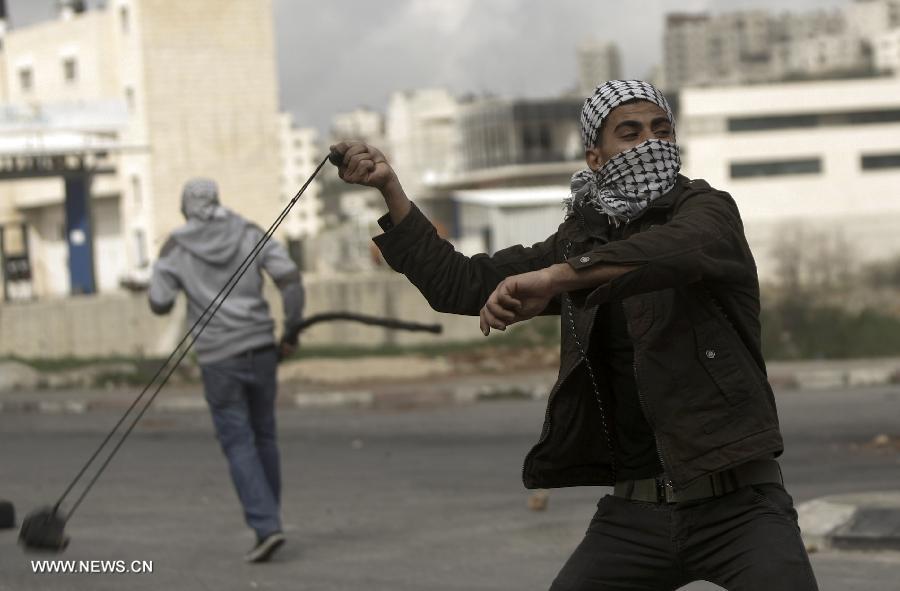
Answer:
[{"left": 373, "top": 175, "right": 783, "bottom": 491}]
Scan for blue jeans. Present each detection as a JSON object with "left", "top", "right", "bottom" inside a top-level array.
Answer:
[{"left": 201, "top": 346, "right": 282, "bottom": 540}]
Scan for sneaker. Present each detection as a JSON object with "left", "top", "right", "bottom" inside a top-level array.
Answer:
[{"left": 244, "top": 532, "right": 285, "bottom": 563}]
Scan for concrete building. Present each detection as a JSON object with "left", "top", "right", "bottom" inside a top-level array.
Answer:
[
  {"left": 663, "top": 2, "right": 898, "bottom": 91},
  {"left": 680, "top": 77, "right": 900, "bottom": 281},
  {"left": 873, "top": 28, "right": 900, "bottom": 73},
  {"left": 450, "top": 186, "right": 565, "bottom": 256},
  {"left": 664, "top": 11, "right": 774, "bottom": 90},
  {"left": 777, "top": 33, "right": 871, "bottom": 79},
  {"left": 330, "top": 107, "right": 384, "bottom": 146},
  {"left": 576, "top": 40, "right": 621, "bottom": 96},
  {"left": 845, "top": 0, "right": 900, "bottom": 39},
  {"left": 0, "top": 0, "right": 282, "bottom": 300},
  {"left": 413, "top": 95, "right": 587, "bottom": 258},
  {"left": 385, "top": 88, "right": 460, "bottom": 196},
  {"left": 278, "top": 112, "right": 323, "bottom": 242},
  {"left": 442, "top": 96, "right": 583, "bottom": 191}
]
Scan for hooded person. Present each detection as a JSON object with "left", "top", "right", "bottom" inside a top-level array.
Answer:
[
  {"left": 328, "top": 80, "right": 819, "bottom": 590},
  {"left": 148, "top": 178, "right": 303, "bottom": 563}
]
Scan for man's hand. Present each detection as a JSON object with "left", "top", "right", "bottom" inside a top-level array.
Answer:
[
  {"left": 330, "top": 141, "right": 396, "bottom": 190},
  {"left": 479, "top": 262, "right": 639, "bottom": 335},
  {"left": 479, "top": 268, "right": 557, "bottom": 336},
  {"left": 330, "top": 141, "right": 412, "bottom": 226},
  {"left": 278, "top": 337, "right": 297, "bottom": 362}
]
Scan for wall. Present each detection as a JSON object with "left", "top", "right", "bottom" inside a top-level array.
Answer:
[{"left": 0, "top": 273, "right": 494, "bottom": 359}]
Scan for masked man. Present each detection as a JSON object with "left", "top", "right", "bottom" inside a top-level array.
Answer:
[
  {"left": 148, "top": 178, "right": 304, "bottom": 563},
  {"left": 331, "top": 80, "right": 818, "bottom": 590}
]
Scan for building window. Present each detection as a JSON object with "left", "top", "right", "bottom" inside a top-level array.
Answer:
[
  {"left": 730, "top": 158, "right": 822, "bottom": 178},
  {"left": 729, "top": 109, "right": 900, "bottom": 132},
  {"left": 63, "top": 58, "right": 78, "bottom": 84},
  {"left": 119, "top": 6, "right": 130, "bottom": 34},
  {"left": 131, "top": 174, "right": 143, "bottom": 210},
  {"left": 134, "top": 229, "right": 148, "bottom": 268},
  {"left": 861, "top": 153, "right": 900, "bottom": 170},
  {"left": 18, "top": 67, "right": 33, "bottom": 92}
]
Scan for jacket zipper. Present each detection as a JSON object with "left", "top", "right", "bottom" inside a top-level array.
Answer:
[
  {"left": 520, "top": 363, "right": 576, "bottom": 484},
  {"left": 619, "top": 218, "right": 671, "bottom": 487},
  {"left": 627, "top": 320, "right": 671, "bottom": 484},
  {"left": 566, "top": 241, "right": 616, "bottom": 477}
]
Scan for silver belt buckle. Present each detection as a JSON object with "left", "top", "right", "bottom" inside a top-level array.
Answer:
[
  {"left": 655, "top": 476, "right": 676, "bottom": 503},
  {"left": 664, "top": 479, "right": 676, "bottom": 503}
]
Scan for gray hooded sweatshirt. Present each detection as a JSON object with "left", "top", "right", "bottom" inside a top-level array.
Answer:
[{"left": 148, "top": 178, "right": 304, "bottom": 365}]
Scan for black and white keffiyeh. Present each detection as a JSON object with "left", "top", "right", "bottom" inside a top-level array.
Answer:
[{"left": 567, "top": 80, "right": 681, "bottom": 225}]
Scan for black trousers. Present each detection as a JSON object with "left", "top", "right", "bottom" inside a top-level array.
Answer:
[{"left": 550, "top": 483, "right": 819, "bottom": 591}]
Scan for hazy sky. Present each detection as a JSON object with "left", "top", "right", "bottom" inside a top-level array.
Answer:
[{"left": 8, "top": 0, "right": 851, "bottom": 132}]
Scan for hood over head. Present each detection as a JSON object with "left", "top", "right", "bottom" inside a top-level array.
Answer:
[{"left": 171, "top": 178, "right": 247, "bottom": 265}]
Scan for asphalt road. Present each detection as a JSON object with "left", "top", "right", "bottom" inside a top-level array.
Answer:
[{"left": 1, "top": 385, "right": 899, "bottom": 590}]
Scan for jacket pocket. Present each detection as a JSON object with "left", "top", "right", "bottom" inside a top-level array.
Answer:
[{"left": 696, "top": 324, "right": 764, "bottom": 406}]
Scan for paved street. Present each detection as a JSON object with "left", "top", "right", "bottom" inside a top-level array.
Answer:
[{"left": 1, "top": 385, "right": 899, "bottom": 590}]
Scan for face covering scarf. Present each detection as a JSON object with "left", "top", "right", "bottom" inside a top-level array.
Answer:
[
  {"left": 566, "top": 79, "right": 681, "bottom": 226},
  {"left": 568, "top": 138, "right": 681, "bottom": 226}
]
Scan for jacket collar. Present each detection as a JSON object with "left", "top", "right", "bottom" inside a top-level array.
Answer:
[{"left": 563, "top": 174, "right": 690, "bottom": 243}]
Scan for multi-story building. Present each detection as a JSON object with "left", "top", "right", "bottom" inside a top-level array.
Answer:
[
  {"left": 664, "top": 11, "right": 774, "bottom": 90},
  {"left": 576, "top": 40, "right": 621, "bottom": 96},
  {"left": 277, "top": 112, "right": 322, "bottom": 243},
  {"left": 845, "top": 0, "right": 900, "bottom": 39},
  {"left": 385, "top": 88, "right": 459, "bottom": 196},
  {"left": 664, "top": 2, "right": 899, "bottom": 91},
  {"left": 420, "top": 96, "right": 586, "bottom": 256},
  {"left": 0, "top": 0, "right": 282, "bottom": 300},
  {"left": 447, "top": 96, "right": 583, "bottom": 190},
  {"left": 680, "top": 77, "right": 900, "bottom": 281},
  {"left": 330, "top": 107, "right": 384, "bottom": 146},
  {"left": 873, "top": 28, "right": 900, "bottom": 72},
  {"left": 777, "top": 33, "right": 871, "bottom": 79}
]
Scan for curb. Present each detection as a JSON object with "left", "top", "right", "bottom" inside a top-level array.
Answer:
[
  {"left": 798, "top": 492, "right": 900, "bottom": 552},
  {"left": 291, "top": 380, "right": 555, "bottom": 410},
  {"left": 0, "top": 379, "right": 558, "bottom": 415}
]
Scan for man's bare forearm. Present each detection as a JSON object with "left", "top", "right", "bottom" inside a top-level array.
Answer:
[
  {"left": 380, "top": 175, "right": 412, "bottom": 226},
  {"left": 544, "top": 262, "right": 638, "bottom": 296}
]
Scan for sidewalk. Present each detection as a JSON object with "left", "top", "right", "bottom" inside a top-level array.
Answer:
[
  {"left": 0, "top": 364, "right": 560, "bottom": 415},
  {"left": 798, "top": 491, "right": 900, "bottom": 553},
  {"left": 2, "top": 354, "right": 900, "bottom": 415}
]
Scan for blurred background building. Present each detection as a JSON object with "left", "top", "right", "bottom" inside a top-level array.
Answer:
[
  {"left": 576, "top": 39, "right": 622, "bottom": 96},
  {"left": 0, "top": 0, "right": 283, "bottom": 300},
  {"left": 681, "top": 77, "right": 900, "bottom": 280},
  {"left": 2, "top": 0, "right": 900, "bottom": 357}
]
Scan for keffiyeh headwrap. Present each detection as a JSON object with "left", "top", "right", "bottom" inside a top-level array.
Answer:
[{"left": 566, "top": 80, "right": 681, "bottom": 225}]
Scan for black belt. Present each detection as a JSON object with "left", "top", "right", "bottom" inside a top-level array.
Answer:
[
  {"left": 613, "top": 459, "right": 783, "bottom": 504},
  {"left": 236, "top": 344, "right": 277, "bottom": 358}
]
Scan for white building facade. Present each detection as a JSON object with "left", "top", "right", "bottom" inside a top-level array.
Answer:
[{"left": 681, "top": 78, "right": 900, "bottom": 281}]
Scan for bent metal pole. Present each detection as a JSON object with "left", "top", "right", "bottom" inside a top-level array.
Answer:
[{"left": 21, "top": 153, "right": 338, "bottom": 552}]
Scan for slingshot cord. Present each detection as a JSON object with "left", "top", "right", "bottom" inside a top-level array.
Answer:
[{"left": 57, "top": 155, "right": 331, "bottom": 518}]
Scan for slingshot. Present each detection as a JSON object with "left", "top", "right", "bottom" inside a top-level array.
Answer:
[{"left": 19, "top": 152, "right": 441, "bottom": 552}]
